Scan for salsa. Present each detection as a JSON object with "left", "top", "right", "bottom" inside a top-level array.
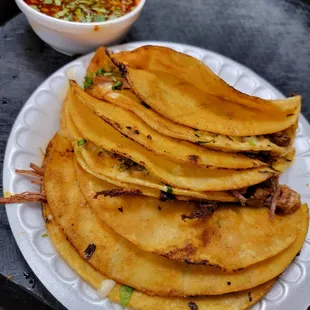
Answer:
[{"left": 24, "top": 0, "right": 138, "bottom": 22}]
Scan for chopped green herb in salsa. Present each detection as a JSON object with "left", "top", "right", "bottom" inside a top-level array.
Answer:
[{"left": 24, "top": 0, "right": 138, "bottom": 23}]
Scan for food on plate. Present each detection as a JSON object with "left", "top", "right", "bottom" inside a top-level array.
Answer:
[
  {"left": 44, "top": 134, "right": 308, "bottom": 297},
  {"left": 111, "top": 46, "right": 300, "bottom": 114},
  {"left": 24, "top": 0, "right": 138, "bottom": 22},
  {"left": 43, "top": 205, "right": 276, "bottom": 309},
  {"left": 71, "top": 81, "right": 265, "bottom": 169},
  {"left": 86, "top": 47, "right": 297, "bottom": 154},
  {"left": 120, "top": 67, "right": 300, "bottom": 135},
  {"left": 75, "top": 161, "right": 305, "bottom": 270},
  {"left": 66, "top": 88, "right": 279, "bottom": 192},
  {"left": 1, "top": 45, "right": 308, "bottom": 310}
]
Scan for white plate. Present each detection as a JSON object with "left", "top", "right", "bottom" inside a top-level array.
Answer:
[{"left": 3, "top": 42, "right": 310, "bottom": 310}]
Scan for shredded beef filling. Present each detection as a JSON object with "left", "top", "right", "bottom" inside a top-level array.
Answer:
[
  {"left": 232, "top": 177, "right": 301, "bottom": 216},
  {"left": 267, "top": 131, "right": 291, "bottom": 147},
  {"left": 275, "top": 185, "right": 301, "bottom": 214},
  {"left": 159, "top": 190, "right": 175, "bottom": 202},
  {"left": 188, "top": 301, "right": 199, "bottom": 310},
  {"left": 231, "top": 189, "right": 247, "bottom": 206},
  {"left": 245, "top": 152, "right": 276, "bottom": 165}
]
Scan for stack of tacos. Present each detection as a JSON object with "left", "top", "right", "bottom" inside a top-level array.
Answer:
[{"left": 3, "top": 46, "right": 308, "bottom": 310}]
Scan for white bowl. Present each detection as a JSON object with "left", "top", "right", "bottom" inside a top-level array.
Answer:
[{"left": 15, "top": 0, "right": 146, "bottom": 56}]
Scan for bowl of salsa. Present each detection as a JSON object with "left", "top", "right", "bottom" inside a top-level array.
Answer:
[{"left": 15, "top": 0, "right": 145, "bottom": 55}]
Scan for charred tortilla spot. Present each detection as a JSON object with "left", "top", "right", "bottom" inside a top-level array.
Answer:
[
  {"left": 114, "top": 122, "right": 122, "bottom": 129},
  {"left": 158, "top": 206, "right": 162, "bottom": 210},
  {"left": 184, "top": 259, "right": 208, "bottom": 265},
  {"left": 227, "top": 281, "right": 231, "bottom": 285},
  {"left": 134, "top": 129, "right": 140, "bottom": 135},
  {"left": 200, "top": 229, "right": 213, "bottom": 247},
  {"left": 188, "top": 301, "right": 198, "bottom": 310},
  {"left": 258, "top": 171, "right": 275, "bottom": 175},
  {"left": 142, "top": 102, "right": 151, "bottom": 109},
  {"left": 126, "top": 126, "right": 132, "bottom": 130},
  {"left": 248, "top": 292, "right": 253, "bottom": 302},
  {"left": 181, "top": 202, "right": 217, "bottom": 221},
  {"left": 84, "top": 243, "right": 96, "bottom": 260},
  {"left": 118, "top": 207, "right": 123, "bottom": 213},
  {"left": 164, "top": 244, "right": 197, "bottom": 260},
  {"left": 94, "top": 188, "right": 142, "bottom": 199},
  {"left": 188, "top": 155, "right": 199, "bottom": 163},
  {"left": 147, "top": 135, "right": 152, "bottom": 140}
]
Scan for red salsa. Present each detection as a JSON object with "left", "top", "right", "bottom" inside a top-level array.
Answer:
[{"left": 24, "top": 0, "right": 138, "bottom": 22}]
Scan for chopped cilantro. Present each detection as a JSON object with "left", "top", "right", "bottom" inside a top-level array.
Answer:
[
  {"left": 83, "top": 76, "right": 94, "bottom": 89},
  {"left": 166, "top": 185, "right": 173, "bottom": 194},
  {"left": 55, "top": 8, "right": 69, "bottom": 18},
  {"left": 218, "top": 219, "right": 222, "bottom": 228},
  {"left": 78, "top": 139, "right": 87, "bottom": 146},
  {"left": 96, "top": 68, "right": 114, "bottom": 77},
  {"left": 43, "top": 0, "right": 53, "bottom": 4},
  {"left": 95, "top": 68, "right": 105, "bottom": 76},
  {"left": 120, "top": 285, "right": 134, "bottom": 307},
  {"left": 30, "top": 5, "right": 39, "bottom": 10},
  {"left": 54, "top": 0, "right": 61, "bottom": 6},
  {"left": 41, "top": 233, "right": 48, "bottom": 238},
  {"left": 94, "top": 15, "right": 106, "bottom": 22},
  {"left": 112, "top": 80, "right": 123, "bottom": 91},
  {"left": 248, "top": 138, "right": 256, "bottom": 146}
]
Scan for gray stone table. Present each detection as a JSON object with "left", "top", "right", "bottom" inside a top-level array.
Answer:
[{"left": 1, "top": 0, "right": 310, "bottom": 309}]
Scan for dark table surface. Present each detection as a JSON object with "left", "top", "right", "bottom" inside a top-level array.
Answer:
[{"left": 1, "top": 0, "right": 310, "bottom": 309}]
